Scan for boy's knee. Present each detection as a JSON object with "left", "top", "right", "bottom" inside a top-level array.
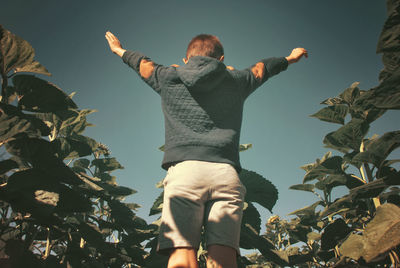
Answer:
[
  {"left": 207, "top": 244, "right": 237, "bottom": 268},
  {"left": 168, "top": 247, "right": 199, "bottom": 268}
]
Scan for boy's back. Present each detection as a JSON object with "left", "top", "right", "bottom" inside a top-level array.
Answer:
[{"left": 106, "top": 32, "right": 307, "bottom": 268}]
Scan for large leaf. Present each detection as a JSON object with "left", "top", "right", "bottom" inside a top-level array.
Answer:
[
  {"left": 5, "top": 137, "right": 82, "bottom": 185},
  {"left": 311, "top": 105, "right": 348, "bottom": 125},
  {"left": 239, "top": 169, "right": 278, "bottom": 212},
  {"left": 149, "top": 190, "right": 163, "bottom": 216},
  {"left": 376, "top": 0, "right": 400, "bottom": 54},
  {"left": 3, "top": 168, "right": 91, "bottom": 216},
  {"left": 366, "top": 69, "right": 400, "bottom": 110},
  {"left": 92, "top": 158, "right": 124, "bottom": 173},
  {"left": 0, "top": 103, "right": 50, "bottom": 143},
  {"left": 108, "top": 200, "right": 147, "bottom": 232},
  {"left": 288, "top": 201, "right": 323, "bottom": 218},
  {"left": 320, "top": 218, "right": 351, "bottom": 250},
  {"left": 353, "top": 131, "right": 400, "bottom": 168},
  {"left": 12, "top": 74, "right": 77, "bottom": 112},
  {"left": 289, "top": 183, "right": 315, "bottom": 193},
  {"left": 339, "top": 82, "right": 361, "bottom": 105},
  {"left": 303, "top": 155, "right": 344, "bottom": 183},
  {"left": 340, "top": 203, "right": 400, "bottom": 263},
  {"left": 0, "top": 159, "right": 18, "bottom": 174},
  {"left": 52, "top": 135, "right": 98, "bottom": 160},
  {"left": 323, "top": 118, "right": 370, "bottom": 153},
  {"left": 241, "top": 202, "right": 261, "bottom": 234},
  {"left": 315, "top": 174, "right": 348, "bottom": 193},
  {"left": 35, "top": 108, "right": 96, "bottom": 137},
  {"left": 0, "top": 25, "right": 50, "bottom": 76}
]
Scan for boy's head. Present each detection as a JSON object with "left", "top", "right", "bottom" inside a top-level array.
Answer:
[{"left": 184, "top": 34, "right": 224, "bottom": 63}]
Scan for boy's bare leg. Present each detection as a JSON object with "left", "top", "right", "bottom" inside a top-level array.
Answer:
[
  {"left": 206, "top": 245, "right": 237, "bottom": 268},
  {"left": 168, "top": 247, "right": 199, "bottom": 268}
]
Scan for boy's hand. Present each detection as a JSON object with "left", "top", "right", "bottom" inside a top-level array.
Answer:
[
  {"left": 105, "top": 31, "right": 126, "bottom": 57},
  {"left": 285, "top": 48, "right": 308, "bottom": 64}
]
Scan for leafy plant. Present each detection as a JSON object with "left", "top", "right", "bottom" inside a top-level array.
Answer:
[
  {"left": 254, "top": 0, "right": 400, "bottom": 267},
  {"left": 0, "top": 25, "right": 154, "bottom": 267}
]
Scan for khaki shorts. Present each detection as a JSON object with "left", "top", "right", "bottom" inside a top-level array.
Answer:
[{"left": 157, "top": 160, "right": 246, "bottom": 254}]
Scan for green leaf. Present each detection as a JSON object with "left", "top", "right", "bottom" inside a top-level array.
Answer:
[
  {"left": 323, "top": 118, "right": 370, "bottom": 153},
  {"left": 319, "top": 195, "right": 352, "bottom": 218},
  {"left": 149, "top": 191, "right": 163, "bottom": 216},
  {"left": 5, "top": 137, "right": 82, "bottom": 185},
  {"left": 4, "top": 168, "right": 91, "bottom": 216},
  {"left": 320, "top": 218, "right": 351, "bottom": 250},
  {"left": 52, "top": 134, "right": 98, "bottom": 160},
  {"left": 353, "top": 131, "right": 400, "bottom": 168},
  {"left": 306, "top": 231, "right": 321, "bottom": 242},
  {"left": 289, "top": 184, "right": 315, "bottom": 193},
  {"left": 0, "top": 25, "right": 50, "bottom": 76},
  {"left": 100, "top": 183, "right": 137, "bottom": 197},
  {"left": 239, "top": 169, "right": 278, "bottom": 212},
  {"left": 0, "top": 159, "right": 18, "bottom": 174},
  {"left": 73, "top": 158, "right": 90, "bottom": 170},
  {"left": 0, "top": 103, "right": 50, "bottom": 143},
  {"left": 108, "top": 200, "right": 147, "bottom": 231},
  {"left": 315, "top": 174, "right": 348, "bottom": 193},
  {"left": 241, "top": 202, "right": 261, "bottom": 234},
  {"left": 320, "top": 97, "right": 345, "bottom": 106},
  {"left": 12, "top": 74, "right": 77, "bottom": 112},
  {"left": 310, "top": 105, "right": 348, "bottom": 125},
  {"left": 53, "top": 136, "right": 93, "bottom": 160},
  {"left": 339, "top": 82, "right": 360, "bottom": 105},
  {"left": 303, "top": 155, "right": 344, "bottom": 183},
  {"left": 288, "top": 201, "right": 323, "bottom": 217},
  {"left": 91, "top": 158, "right": 124, "bottom": 173}
]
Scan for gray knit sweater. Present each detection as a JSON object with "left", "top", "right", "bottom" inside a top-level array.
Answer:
[{"left": 122, "top": 50, "right": 288, "bottom": 172}]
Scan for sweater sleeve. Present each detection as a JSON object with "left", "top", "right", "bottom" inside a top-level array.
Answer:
[
  {"left": 122, "top": 50, "right": 171, "bottom": 94},
  {"left": 240, "top": 57, "right": 289, "bottom": 98}
]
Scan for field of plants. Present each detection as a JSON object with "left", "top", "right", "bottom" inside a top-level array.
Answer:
[{"left": 0, "top": 0, "right": 399, "bottom": 267}]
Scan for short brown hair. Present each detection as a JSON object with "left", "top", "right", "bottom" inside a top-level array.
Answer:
[{"left": 186, "top": 34, "right": 224, "bottom": 59}]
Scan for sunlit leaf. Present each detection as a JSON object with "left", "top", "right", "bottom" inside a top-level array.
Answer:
[
  {"left": 239, "top": 143, "right": 252, "bottom": 152},
  {"left": 340, "top": 203, "right": 400, "bottom": 263}
]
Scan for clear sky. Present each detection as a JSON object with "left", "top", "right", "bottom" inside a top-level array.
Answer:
[{"left": 2, "top": 1, "right": 398, "bottom": 226}]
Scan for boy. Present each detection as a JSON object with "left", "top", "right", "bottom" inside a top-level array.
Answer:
[{"left": 106, "top": 32, "right": 307, "bottom": 268}]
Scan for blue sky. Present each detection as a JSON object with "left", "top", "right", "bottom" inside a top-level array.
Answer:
[{"left": 2, "top": 1, "right": 398, "bottom": 227}]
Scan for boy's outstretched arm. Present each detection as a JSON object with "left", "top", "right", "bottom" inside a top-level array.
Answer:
[
  {"left": 105, "top": 31, "right": 170, "bottom": 93},
  {"left": 105, "top": 31, "right": 126, "bottom": 57},
  {"left": 285, "top": 47, "right": 308, "bottom": 64}
]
